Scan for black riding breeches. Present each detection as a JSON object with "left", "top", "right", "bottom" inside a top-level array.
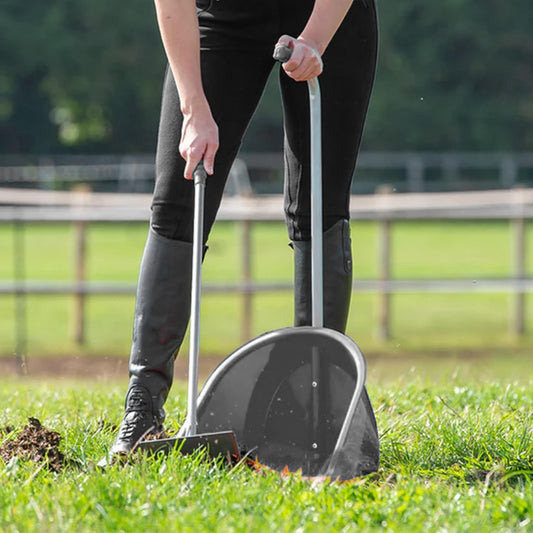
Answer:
[{"left": 151, "top": 0, "right": 378, "bottom": 243}]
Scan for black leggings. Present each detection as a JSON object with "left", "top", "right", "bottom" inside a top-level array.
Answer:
[{"left": 151, "top": 0, "right": 378, "bottom": 243}]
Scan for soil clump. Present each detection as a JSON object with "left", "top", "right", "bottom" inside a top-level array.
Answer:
[{"left": 0, "top": 417, "right": 64, "bottom": 472}]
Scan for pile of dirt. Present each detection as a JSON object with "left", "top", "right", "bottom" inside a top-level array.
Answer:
[{"left": 0, "top": 417, "right": 64, "bottom": 472}]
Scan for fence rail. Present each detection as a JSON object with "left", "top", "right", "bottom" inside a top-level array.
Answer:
[
  {"left": 2, "top": 152, "right": 533, "bottom": 193},
  {"left": 1, "top": 187, "right": 532, "bottom": 365},
  {"left": 3, "top": 186, "right": 533, "bottom": 219}
]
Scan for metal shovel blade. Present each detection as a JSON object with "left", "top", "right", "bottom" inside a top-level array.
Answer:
[{"left": 136, "top": 430, "right": 241, "bottom": 464}]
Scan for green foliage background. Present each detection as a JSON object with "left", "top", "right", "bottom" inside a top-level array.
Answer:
[{"left": 1, "top": 0, "right": 532, "bottom": 154}]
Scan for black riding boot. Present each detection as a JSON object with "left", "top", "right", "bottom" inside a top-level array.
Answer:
[
  {"left": 292, "top": 218, "right": 353, "bottom": 332},
  {"left": 110, "top": 228, "right": 192, "bottom": 456}
]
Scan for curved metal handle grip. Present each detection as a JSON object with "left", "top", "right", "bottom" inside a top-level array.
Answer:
[{"left": 273, "top": 44, "right": 293, "bottom": 63}]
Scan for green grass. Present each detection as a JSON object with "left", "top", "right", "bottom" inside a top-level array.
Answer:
[
  {"left": 2, "top": 220, "right": 533, "bottom": 357},
  {"left": 0, "top": 377, "right": 531, "bottom": 532}
]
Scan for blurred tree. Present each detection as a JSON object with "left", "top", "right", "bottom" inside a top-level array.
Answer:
[
  {"left": 0, "top": 1, "right": 62, "bottom": 152},
  {"left": 0, "top": 0, "right": 531, "bottom": 154},
  {"left": 0, "top": 0, "right": 165, "bottom": 154},
  {"left": 363, "top": 0, "right": 533, "bottom": 150}
]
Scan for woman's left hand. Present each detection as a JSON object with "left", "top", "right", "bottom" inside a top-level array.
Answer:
[{"left": 276, "top": 35, "right": 323, "bottom": 82}]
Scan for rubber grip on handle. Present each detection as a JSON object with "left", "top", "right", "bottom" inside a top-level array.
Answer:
[
  {"left": 273, "top": 44, "right": 292, "bottom": 63},
  {"left": 193, "top": 160, "right": 208, "bottom": 186}
]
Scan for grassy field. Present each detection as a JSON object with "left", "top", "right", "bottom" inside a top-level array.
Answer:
[
  {"left": 2, "top": 220, "right": 533, "bottom": 358},
  {"left": 0, "top": 376, "right": 531, "bottom": 532},
  {"left": 2, "top": 220, "right": 531, "bottom": 531}
]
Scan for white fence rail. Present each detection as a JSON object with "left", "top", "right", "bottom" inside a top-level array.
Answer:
[
  {"left": 1, "top": 152, "right": 533, "bottom": 193},
  {"left": 3, "top": 185, "right": 533, "bottom": 219}
]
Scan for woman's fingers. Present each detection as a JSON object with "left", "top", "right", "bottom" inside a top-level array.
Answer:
[
  {"left": 182, "top": 145, "right": 204, "bottom": 180},
  {"left": 183, "top": 141, "right": 217, "bottom": 180},
  {"left": 276, "top": 35, "right": 323, "bottom": 82},
  {"left": 202, "top": 142, "right": 217, "bottom": 176}
]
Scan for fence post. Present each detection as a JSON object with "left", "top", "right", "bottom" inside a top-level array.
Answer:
[
  {"left": 13, "top": 218, "right": 28, "bottom": 375},
  {"left": 72, "top": 185, "right": 91, "bottom": 345},
  {"left": 500, "top": 156, "right": 518, "bottom": 189},
  {"left": 512, "top": 189, "right": 526, "bottom": 336},
  {"left": 73, "top": 221, "right": 87, "bottom": 344},
  {"left": 231, "top": 162, "right": 255, "bottom": 344},
  {"left": 406, "top": 156, "right": 424, "bottom": 192},
  {"left": 442, "top": 155, "right": 460, "bottom": 187},
  {"left": 377, "top": 186, "right": 393, "bottom": 341},
  {"left": 240, "top": 220, "right": 252, "bottom": 343}
]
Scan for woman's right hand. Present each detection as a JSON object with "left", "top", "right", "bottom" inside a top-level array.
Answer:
[{"left": 179, "top": 102, "right": 219, "bottom": 180}]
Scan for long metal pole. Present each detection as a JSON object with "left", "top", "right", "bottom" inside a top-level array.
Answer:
[
  {"left": 273, "top": 46, "right": 326, "bottom": 466},
  {"left": 308, "top": 78, "right": 323, "bottom": 328},
  {"left": 307, "top": 76, "right": 325, "bottom": 468},
  {"left": 185, "top": 164, "right": 207, "bottom": 437},
  {"left": 273, "top": 44, "right": 323, "bottom": 327}
]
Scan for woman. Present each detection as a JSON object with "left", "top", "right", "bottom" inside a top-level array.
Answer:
[{"left": 110, "top": 0, "right": 378, "bottom": 456}]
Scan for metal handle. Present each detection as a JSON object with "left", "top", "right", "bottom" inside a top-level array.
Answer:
[
  {"left": 273, "top": 45, "right": 323, "bottom": 327},
  {"left": 185, "top": 161, "right": 207, "bottom": 436},
  {"left": 273, "top": 43, "right": 293, "bottom": 63},
  {"left": 193, "top": 160, "right": 208, "bottom": 186},
  {"left": 307, "top": 79, "right": 323, "bottom": 328}
]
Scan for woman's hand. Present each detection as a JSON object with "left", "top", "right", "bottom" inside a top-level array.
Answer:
[
  {"left": 179, "top": 103, "right": 219, "bottom": 180},
  {"left": 276, "top": 0, "right": 354, "bottom": 82},
  {"left": 276, "top": 35, "right": 323, "bottom": 82}
]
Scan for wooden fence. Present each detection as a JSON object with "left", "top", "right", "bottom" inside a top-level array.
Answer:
[
  {"left": 2, "top": 152, "right": 533, "bottom": 193},
  {"left": 1, "top": 186, "right": 533, "bottom": 368}
]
